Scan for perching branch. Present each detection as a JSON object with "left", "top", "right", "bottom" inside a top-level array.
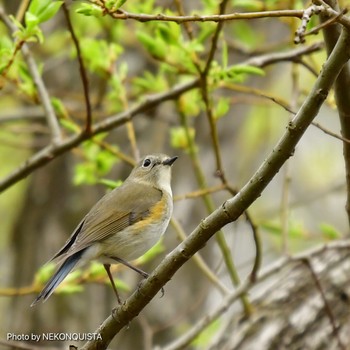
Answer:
[
  {"left": 80, "top": 26, "right": 350, "bottom": 350},
  {"left": 319, "top": 0, "right": 350, "bottom": 228}
]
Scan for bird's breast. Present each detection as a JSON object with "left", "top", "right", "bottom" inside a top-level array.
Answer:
[{"left": 96, "top": 191, "right": 173, "bottom": 262}]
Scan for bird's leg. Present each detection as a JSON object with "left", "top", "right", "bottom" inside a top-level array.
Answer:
[
  {"left": 109, "top": 256, "right": 165, "bottom": 297},
  {"left": 110, "top": 256, "right": 149, "bottom": 278},
  {"left": 103, "top": 263, "right": 122, "bottom": 304}
]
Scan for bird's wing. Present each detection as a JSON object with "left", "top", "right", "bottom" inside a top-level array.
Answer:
[{"left": 52, "top": 182, "right": 162, "bottom": 260}]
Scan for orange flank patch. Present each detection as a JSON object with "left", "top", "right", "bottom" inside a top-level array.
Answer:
[{"left": 132, "top": 195, "right": 168, "bottom": 233}]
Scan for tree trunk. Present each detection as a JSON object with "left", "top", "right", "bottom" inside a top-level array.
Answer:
[{"left": 211, "top": 247, "right": 350, "bottom": 350}]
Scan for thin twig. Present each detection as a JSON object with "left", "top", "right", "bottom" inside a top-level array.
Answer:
[
  {"left": 178, "top": 103, "right": 253, "bottom": 315},
  {"left": 93, "top": 139, "right": 136, "bottom": 166},
  {"left": 15, "top": 0, "right": 30, "bottom": 22},
  {"left": 222, "top": 183, "right": 262, "bottom": 281},
  {"left": 174, "top": 184, "right": 226, "bottom": 201},
  {"left": 171, "top": 217, "right": 230, "bottom": 296},
  {"left": 302, "top": 258, "right": 346, "bottom": 350},
  {"left": 295, "top": 4, "right": 325, "bottom": 44},
  {"left": 244, "top": 42, "right": 323, "bottom": 68},
  {"left": 62, "top": 2, "right": 92, "bottom": 135},
  {"left": 199, "top": 0, "right": 250, "bottom": 311},
  {"left": 314, "top": 0, "right": 350, "bottom": 30},
  {"left": 108, "top": 9, "right": 304, "bottom": 23},
  {"left": 305, "top": 8, "right": 347, "bottom": 37},
  {"left": 245, "top": 210, "right": 262, "bottom": 282},
  {"left": 173, "top": 0, "right": 194, "bottom": 40},
  {"left": 223, "top": 81, "right": 350, "bottom": 144},
  {"left": 203, "top": 0, "right": 229, "bottom": 76}
]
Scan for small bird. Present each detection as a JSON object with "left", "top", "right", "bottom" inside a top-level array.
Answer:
[{"left": 31, "top": 153, "right": 177, "bottom": 306}]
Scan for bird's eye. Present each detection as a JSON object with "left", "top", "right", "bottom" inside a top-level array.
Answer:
[{"left": 143, "top": 158, "right": 152, "bottom": 168}]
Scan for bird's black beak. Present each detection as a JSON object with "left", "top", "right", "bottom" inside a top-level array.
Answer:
[{"left": 163, "top": 156, "right": 178, "bottom": 166}]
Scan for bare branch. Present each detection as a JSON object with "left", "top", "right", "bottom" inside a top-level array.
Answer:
[
  {"left": 108, "top": 9, "right": 304, "bottom": 23},
  {"left": 244, "top": 42, "right": 323, "bottom": 67},
  {"left": 0, "top": 79, "right": 200, "bottom": 193},
  {"left": 62, "top": 2, "right": 92, "bottom": 134},
  {"left": 302, "top": 258, "right": 346, "bottom": 350}
]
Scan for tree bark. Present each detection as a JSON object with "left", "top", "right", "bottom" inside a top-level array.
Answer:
[{"left": 210, "top": 246, "right": 350, "bottom": 350}]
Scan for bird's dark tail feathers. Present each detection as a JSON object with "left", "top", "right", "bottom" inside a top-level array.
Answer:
[{"left": 31, "top": 250, "right": 84, "bottom": 306}]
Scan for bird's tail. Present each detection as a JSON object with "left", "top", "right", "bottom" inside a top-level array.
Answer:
[{"left": 31, "top": 250, "right": 84, "bottom": 306}]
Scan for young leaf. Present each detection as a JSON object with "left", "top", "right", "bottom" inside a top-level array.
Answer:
[
  {"left": 33, "top": 263, "right": 56, "bottom": 284},
  {"left": 76, "top": 3, "right": 104, "bottom": 17},
  {"left": 136, "top": 31, "right": 166, "bottom": 59},
  {"left": 98, "top": 179, "right": 123, "bottom": 190},
  {"left": 319, "top": 223, "right": 342, "bottom": 240},
  {"left": 214, "top": 97, "right": 230, "bottom": 119},
  {"left": 170, "top": 126, "right": 196, "bottom": 151},
  {"left": 37, "top": 2, "right": 63, "bottom": 23}
]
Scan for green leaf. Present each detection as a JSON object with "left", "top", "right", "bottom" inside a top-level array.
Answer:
[
  {"left": 114, "top": 278, "right": 130, "bottom": 292},
  {"left": 191, "top": 319, "right": 221, "bottom": 347},
  {"left": 25, "top": 12, "right": 39, "bottom": 29},
  {"left": 51, "top": 97, "right": 69, "bottom": 119},
  {"left": 233, "top": 0, "right": 264, "bottom": 11},
  {"left": 157, "top": 22, "right": 180, "bottom": 46},
  {"left": 34, "top": 263, "right": 56, "bottom": 284},
  {"left": 170, "top": 126, "right": 195, "bottom": 151},
  {"left": 178, "top": 89, "right": 202, "bottom": 117},
  {"left": 86, "top": 261, "right": 105, "bottom": 278},
  {"left": 262, "top": 220, "right": 309, "bottom": 239},
  {"left": 37, "top": 2, "right": 63, "bottom": 23},
  {"left": 211, "top": 64, "right": 265, "bottom": 84},
  {"left": 9, "top": 15, "right": 25, "bottom": 31},
  {"left": 133, "top": 71, "right": 168, "bottom": 94},
  {"left": 64, "top": 269, "right": 82, "bottom": 283},
  {"left": 98, "top": 179, "right": 123, "bottom": 190},
  {"left": 115, "top": 0, "right": 128, "bottom": 9},
  {"left": 27, "top": 0, "right": 63, "bottom": 25},
  {"left": 58, "top": 284, "right": 84, "bottom": 294},
  {"left": 28, "top": 0, "right": 46, "bottom": 15},
  {"left": 87, "top": 262, "right": 129, "bottom": 291},
  {"left": 105, "top": 0, "right": 128, "bottom": 10},
  {"left": 76, "top": 3, "right": 104, "bottom": 17},
  {"left": 319, "top": 223, "right": 342, "bottom": 240},
  {"left": 136, "top": 240, "right": 165, "bottom": 264},
  {"left": 17, "top": 62, "right": 36, "bottom": 97},
  {"left": 228, "top": 65, "right": 265, "bottom": 76},
  {"left": 231, "top": 21, "right": 261, "bottom": 50},
  {"left": 60, "top": 118, "right": 80, "bottom": 133},
  {"left": 78, "top": 38, "right": 123, "bottom": 75},
  {"left": 222, "top": 40, "right": 228, "bottom": 69},
  {"left": 136, "top": 31, "right": 166, "bottom": 59},
  {"left": 74, "top": 162, "right": 98, "bottom": 185},
  {"left": 73, "top": 139, "right": 119, "bottom": 185},
  {"left": 214, "top": 97, "right": 230, "bottom": 119},
  {"left": 196, "top": 22, "right": 216, "bottom": 44}
]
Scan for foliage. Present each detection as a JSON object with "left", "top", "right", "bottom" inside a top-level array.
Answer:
[{"left": 0, "top": 0, "right": 349, "bottom": 349}]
